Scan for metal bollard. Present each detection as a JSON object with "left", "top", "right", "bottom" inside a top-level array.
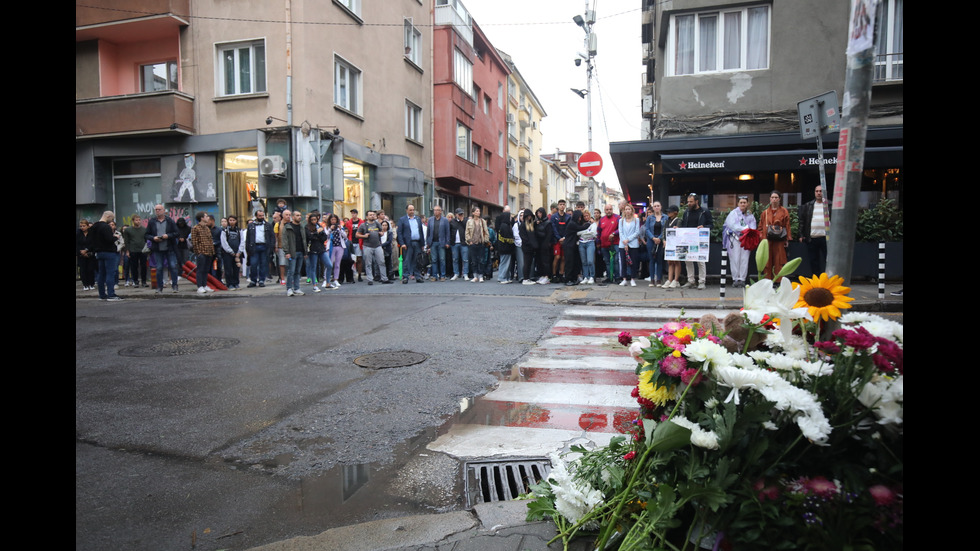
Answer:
[
  {"left": 720, "top": 248, "right": 727, "bottom": 300},
  {"left": 878, "top": 242, "right": 885, "bottom": 300}
]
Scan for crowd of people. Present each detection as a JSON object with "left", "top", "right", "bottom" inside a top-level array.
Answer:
[{"left": 77, "top": 187, "right": 831, "bottom": 299}]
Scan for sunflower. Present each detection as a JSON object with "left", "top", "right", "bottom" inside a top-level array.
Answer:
[{"left": 792, "top": 273, "right": 854, "bottom": 322}]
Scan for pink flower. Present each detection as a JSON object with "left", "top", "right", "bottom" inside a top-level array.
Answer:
[
  {"left": 618, "top": 331, "right": 633, "bottom": 347},
  {"left": 623, "top": 451, "right": 636, "bottom": 461},
  {"left": 803, "top": 476, "right": 838, "bottom": 498},
  {"left": 660, "top": 355, "right": 688, "bottom": 377},
  {"left": 814, "top": 340, "right": 841, "bottom": 355},
  {"left": 869, "top": 485, "right": 896, "bottom": 506},
  {"left": 631, "top": 386, "right": 640, "bottom": 398},
  {"left": 680, "top": 368, "right": 703, "bottom": 386},
  {"left": 832, "top": 327, "right": 877, "bottom": 350},
  {"left": 753, "top": 479, "right": 780, "bottom": 502}
]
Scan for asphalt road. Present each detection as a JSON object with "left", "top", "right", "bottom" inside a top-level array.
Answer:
[{"left": 76, "top": 292, "right": 565, "bottom": 551}]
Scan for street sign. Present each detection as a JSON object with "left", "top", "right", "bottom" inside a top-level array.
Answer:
[
  {"left": 797, "top": 91, "right": 841, "bottom": 140},
  {"left": 578, "top": 151, "right": 603, "bottom": 177}
]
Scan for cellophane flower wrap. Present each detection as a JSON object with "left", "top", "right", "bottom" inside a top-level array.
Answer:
[{"left": 526, "top": 278, "right": 903, "bottom": 550}]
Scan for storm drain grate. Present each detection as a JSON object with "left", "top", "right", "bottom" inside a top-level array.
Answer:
[
  {"left": 353, "top": 350, "right": 428, "bottom": 369},
  {"left": 119, "top": 337, "right": 240, "bottom": 357},
  {"left": 464, "top": 458, "right": 552, "bottom": 507}
]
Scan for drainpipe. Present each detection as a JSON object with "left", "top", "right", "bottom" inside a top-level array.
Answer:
[{"left": 285, "top": 0, "right": 293, "bottom": 126}]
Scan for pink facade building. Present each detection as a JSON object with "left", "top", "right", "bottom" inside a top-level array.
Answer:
[{"left": 432, "top": 0, "right": 509, "bottom": 217}]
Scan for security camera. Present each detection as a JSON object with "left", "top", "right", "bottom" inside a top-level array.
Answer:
[{"left": 574, "top": 58, "right": 582, "bottom": 67}]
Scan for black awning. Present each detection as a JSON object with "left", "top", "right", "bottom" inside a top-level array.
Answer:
[{"left": 660, "top": 146, "right": 903, "bottom": 173}]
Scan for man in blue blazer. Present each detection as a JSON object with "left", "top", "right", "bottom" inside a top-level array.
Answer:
[
  {"left": 397, "top": 204, "right": 426, "bottom": 283},
  {"left": 425, "top": 205, "right": 451, "bottom": 281}
]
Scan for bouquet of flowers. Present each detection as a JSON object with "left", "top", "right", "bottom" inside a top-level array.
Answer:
[{"left": 526, "top": 274, "right": 903, "bottom": 550}]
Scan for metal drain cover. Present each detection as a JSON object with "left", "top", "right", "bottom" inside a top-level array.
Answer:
[
  {"left": 464, "top": 458, "right": 552, "bottom": 507},
  {"left": 119, "top": 337, "right": 240, "bottom": 357},
  {"left": 353, "top": 350, "right": 429, "bottom": 369}
]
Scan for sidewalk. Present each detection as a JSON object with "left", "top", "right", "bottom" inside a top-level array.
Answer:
[{"left": 78, "top": 276, "right": 903, "bottom": 313}]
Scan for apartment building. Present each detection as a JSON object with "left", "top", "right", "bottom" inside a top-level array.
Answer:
[
  {"left": 431, "top": 0, "right": 509, "bottom": 219},
  {"left": 76, "top": 0, "right": 432, "bottom": 226},
  {"left": 610, "top": 0, "right": 903, "bottom": 213},
  {"left": 498, "top": 50, "right": 546, "bottom": 212}
]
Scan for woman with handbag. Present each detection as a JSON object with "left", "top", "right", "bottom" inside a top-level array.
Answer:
[
  {"left": 645, "top": 201, "right": 667, "bottom": 287},
  {"left": 760, "top": 190, "right": 792, "bottom": 280}
]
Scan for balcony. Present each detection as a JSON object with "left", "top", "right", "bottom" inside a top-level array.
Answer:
[
  {"left": 77, "top": 0, "right": 189, "bottom": 37},
  {"left": 874, "top": 52, "right": 903, "bottom": 83},
  {"left": 76, "top": 91, "right": 195, "bottom": 138},
  {"left": 435, "top": 2, "right": 473, "bottom": 46},
  {"left": 518, "top": 141, "right": 531, "bottom": 161},
  {"left": 518, "top": 104, "right": 530, "bottom": 127}
]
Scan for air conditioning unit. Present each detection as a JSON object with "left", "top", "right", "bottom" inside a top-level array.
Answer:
[
  {"left": 506, "top": 113, "right": 516, "bottom": 123},
  {"left": 260, "top": 155, "right": 287, "bottom": 177}
]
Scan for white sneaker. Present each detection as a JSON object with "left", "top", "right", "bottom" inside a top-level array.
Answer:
[
  {"left": 499, "top": 279, "right": 510, "bottom": 284},
  {"left": 522, "top": 279, "right": 535, "bottom": 285},
  {"left": 630, "top": 280, "right": 637, "bottom": 287},
  {"left": 333, "top": 281, "right": 341, "bottom": 288},
  {"left": 464, "top": 275, "right": 470, "bottom": 281},
  {"left": 197, "top": 287, "right": 207, "bottom": 294},
  {"left": 619, "top": 279, "right": 627, "bottom": 286},
  {"left": 287, "top": 289, "right": 294, "bottom": 296},
  {"left": 479, "top": 276, "right": 484, "bottom": 282},
  {"left": 205, "top": 286, "right": 214, "bottom": 293},
  {"left": 294, "top": 289, "right": 304, "bottom": 295},
  {"left": 451, "top": 275, "right": 459, "bottom": 281},
  {"left": 697, "top": 282, "right": 706, "bottom": 290},
  {"left": 313, "top": 286, "right": 321, "bottom": 293},
  {"left": 644, "top": 277, "right": 651, "bottom": 282},
  {"left": 670, "top": 280, "right": 680, "bottom": 288},
  {"left": 537, "top": 276, "right": 549, "bottom": 285}
]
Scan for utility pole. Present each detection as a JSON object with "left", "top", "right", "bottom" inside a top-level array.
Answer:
[
  {"left": 827, "top": 0, "right": 881, "bottom": 284},
  {"left": 573, "top": 2, "right": 597, "bottom": 210}
]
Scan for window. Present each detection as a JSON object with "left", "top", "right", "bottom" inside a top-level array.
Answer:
[
  {"left": 874, "top": 0, "right": 903, "bottom": 82},
  {"left": 217, "top": 40, "right": 266, "bottom": 96},
  {"left": 484, "top": 150, "right": 492, "bottom": 171},
  {"left": 335, "top": 56, "right": 362, "bottom": 115},
  {"left": 498, "top": 132, "right": 504, "bottom": 157},
  {"left": 483, "top": 94, "right": 491, "bottom": 114},
  {"left": 405, "top": 100, "right": 422, "bottom": 143},
  {"left": 497, "top": 82, "right": 503, "bottom": 105},
  {"left": 456, "top": 122, "right": 471, "bottom": 161},
  {"left": 404, "top": 19, "right": 422, "bottom": 66},
  {"left": 141, "top": 61, "right": 178, "bottom": 92},
  {"left": 453, "top": 48, "right": 473, "bottom": 96},
  {"left": 334, "top": 0, "right": 361, "bottom": 18},
  {"left": 668, "top": 5, "right": 769, "bottom": 75}
]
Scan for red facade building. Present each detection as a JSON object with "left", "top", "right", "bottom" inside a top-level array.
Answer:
[{"left": 433, "top": 1, "right": 510, "bottom": 217}]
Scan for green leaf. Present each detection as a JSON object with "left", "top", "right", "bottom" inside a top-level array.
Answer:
[
  {"left": 646, "top": 420, "right": 692, "bottom": 452},
  {"left": 755, "top": 238, "right": 770, "bottom": 275}
]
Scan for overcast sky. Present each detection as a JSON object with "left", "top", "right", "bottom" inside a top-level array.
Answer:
[{"left": 463, "top": 0, "right": 641, "bottom": 192}]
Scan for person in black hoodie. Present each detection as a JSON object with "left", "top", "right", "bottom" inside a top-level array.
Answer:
[
  {"left": 91, "top": 211, "right": 122, "bottom": 301},
  {"left": 518, "top": 208, "right": 539, "bottom": 284},
  {"left": 495, "top": 207, "right": 516, "bottom": 283},
  {"left": 533, "top": 207, "right": 553, "bottom": 285},
  {"left": 562, "top": 209, "right": 586, "bottom": 285}
]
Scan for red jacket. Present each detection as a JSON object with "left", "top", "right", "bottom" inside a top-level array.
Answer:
[{"left": 598, "top": 214, "right": 620, "bottom": 248}]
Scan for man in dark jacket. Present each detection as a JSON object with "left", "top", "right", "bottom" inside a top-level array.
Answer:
[
  {"left": 449, "top": 208, "right": 468, "bottom": 280},
  {"left": 245, "top": 209, "right": 274, "bottom": 287},
  {"left": 144, "top": 204, "right": 180, "bottom": 293},
  {"left": 282, "top": 210, "right": 307, "bottom": 296},
  {"left": 681, "top": 193, "right": 713, "bottom": 289},
  {"left": 426, "top": 205, "right": 451, "bottom": 281},
  {"left": 798, "top": 185, "right": 830, "bottom": 276}
]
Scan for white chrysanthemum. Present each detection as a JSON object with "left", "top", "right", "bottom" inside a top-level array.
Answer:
[
  {"left": 669, "top": 416, "right": 720, "bottom": 450},
  {"left": 704, "top": 397, "right": 719, "bottom": 409},
  {"left": 714, "top": 364, "right": 781, "bottom": 404},
  {"left": 839, "top": 312, "right": 876, "bottom": 324},
  {"left": 856, "top": 376, "right": 903, "bottom": 425},
  {"left": 683, "top": 339, "right": 732, "bottom": 368},
  {"left": 765, "top": 353, "right": 797, "bottom": 373},
  {"left": 857, "top": 320, "right": 904, "bottom": 345},
  {"left": 797, "top": 360, "right": 834, "bottom": 378},
  {"left": 796, "top": 411, "right": 832, "bottom": 445},
  {"left": 731, "top": 353, "right": 758, "bottom": 370},
  {"left": 547, "top": 453, "right": 604, "bottom": 525},
  {"left": 748, "top": 350, "right": 773, "bottom": 363}
]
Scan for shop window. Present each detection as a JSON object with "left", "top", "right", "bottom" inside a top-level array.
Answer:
[{"left": 216, "top": 40, "right": 266, "bottom": 96}]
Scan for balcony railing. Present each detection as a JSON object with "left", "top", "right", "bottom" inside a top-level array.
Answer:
[
  {"left": 76, "top": 90, "right": 195, "bottom": 138},
  {"left": 435, "top": 4, "right": 472, "bottom": 46}
]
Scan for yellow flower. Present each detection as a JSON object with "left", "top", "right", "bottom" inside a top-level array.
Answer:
[
  {"left": 792, "top": 273, "right": 855, "bottom": 322},
  {"left": 674, "top": 327, "right": 695, "bottom": 341},
  {"left": 638, "top": 370, "right": 678, "bottom": 406}
]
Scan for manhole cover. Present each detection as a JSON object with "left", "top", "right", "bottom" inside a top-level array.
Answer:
[
  {"left": 464, "top": 458, "right": 552, "bottom": 507},
  {"left": 353, "top": 350, "right": 428, "bottom": 369},
  {"left": 119, "top": 337, "right": 240, "bottom": 357}
]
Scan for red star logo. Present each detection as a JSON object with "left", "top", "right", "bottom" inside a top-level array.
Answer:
[
  {"left": 679, "top": 161, "right": 687, "bottom": 170},
  {"left": 799, "top": 157, "right": 808, "bottom": 166}
]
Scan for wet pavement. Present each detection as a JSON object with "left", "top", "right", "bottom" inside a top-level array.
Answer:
[{"left": 77, "top": 276, "right": 901, "bottom": 551}]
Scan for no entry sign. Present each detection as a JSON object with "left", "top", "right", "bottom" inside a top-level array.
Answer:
[{"left": 577, "top": 151, "right": 603, "bottom": 177}]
